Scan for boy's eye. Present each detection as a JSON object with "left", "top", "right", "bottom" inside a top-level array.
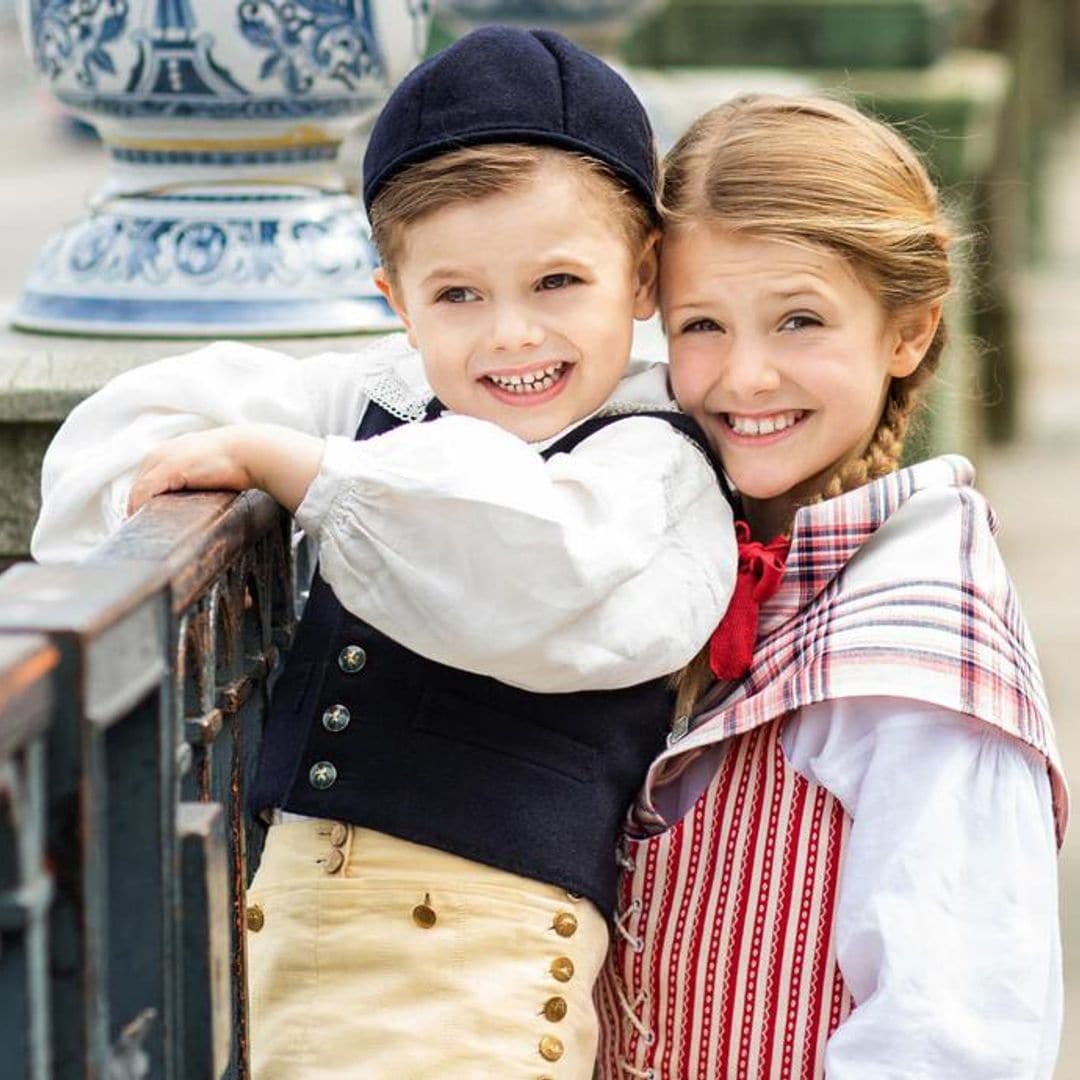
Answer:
[
  {"left": 538, "top": 273, "right": 580, "bottom": 291},
  {"left": 436, "top": 286, "right": 480, "bottom": 304},
  {"left": 779, "top": 313, "right": 822, "bottom": 331},
  {"left": 680, "top": 317, "right": 723, "bottom": 333}
]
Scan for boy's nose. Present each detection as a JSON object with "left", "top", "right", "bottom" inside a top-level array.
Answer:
[{"left": 488, "top": 303, "right": 545, "bottom": 352}]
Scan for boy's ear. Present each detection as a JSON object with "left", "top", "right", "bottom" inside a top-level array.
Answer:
[
  {"left": 632, "top": 231, "right": 661, "bottom": 321},
  {"left": 373, "top": 267, "right": 418, "bottom": 349},
  {"left": 888, "top": 301, "right": 942, "bottom": 378}
]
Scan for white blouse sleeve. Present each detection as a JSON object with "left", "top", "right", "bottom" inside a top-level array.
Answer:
[
  {"left": 782, "top": 698, "right": 1062, "bottom": 1079},
  {"left": 296, "top": 413, "right": 737, "bottom": 693},
  {"left": 30, "top": 335, "right": 416, "bottom": 562}
]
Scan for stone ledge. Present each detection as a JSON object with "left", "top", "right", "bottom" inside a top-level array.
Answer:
[{"left": 0, "top": 305, "right": 391, "bottom": 421}]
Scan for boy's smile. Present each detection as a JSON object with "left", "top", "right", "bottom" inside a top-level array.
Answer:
[{"left": 375, "top": 160, "right": 657, "bottom": 443}]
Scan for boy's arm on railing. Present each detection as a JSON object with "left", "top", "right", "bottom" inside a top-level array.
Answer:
[{"left": 31, "top": 336, "right": 415, "bottom": 563}]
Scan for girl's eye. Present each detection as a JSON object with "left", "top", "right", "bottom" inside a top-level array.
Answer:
[
  {"left": 779, "top": 313, "right": 822, "bottom": 331},
  {"left": 681, "top": 317, "right": 723, "bottom": 333},
  {"left": 436, "top": 286, "right": 480, "bottom": 304},
  {"left": 538, "top": 273, "right": 580, "bottom": 291}
]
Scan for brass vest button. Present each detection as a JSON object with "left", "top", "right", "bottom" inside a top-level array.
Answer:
[
  {"left": 337, "top": 645, "right": 367, "bottom": 673},
  {"left": 412, "top": 896, "right": 437, "bottom": 929},
  {"left": 246, "top": 904, "right": 265, "bottom": 932},
  {"left": 538, "top": 1035, "right": 564, "bottom": 1062},
  {"left": 322, "top": 704, "right": 351, "bottom": 732},
  {"left": 322, "top": 847, "right": 345, "bottom": 875},
  {"left": 542, "top": 996, "right": 568, "bottom": 1023},
  {"left": 309, "top": 761, "right": 337, "bottom": 790},
  {"left": 552, "top": 911, "right": 578, "bottom": 938},
  {"left": 329, "top": 822, "right": 349, "bottom": 847},
  {"left": 550, "top": 956, "right": 574, "bottom": 983}
]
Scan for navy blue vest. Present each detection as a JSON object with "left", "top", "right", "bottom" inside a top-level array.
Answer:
[{"left": 249, "top": 401, "right": 727, "bottom": 916}]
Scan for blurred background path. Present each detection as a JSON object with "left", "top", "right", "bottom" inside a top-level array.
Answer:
[{"left": 980, "top": 105, "right": 1080, "bottom": 1078}]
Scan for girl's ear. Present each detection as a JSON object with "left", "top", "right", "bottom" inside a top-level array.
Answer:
[
  {"left": 889, "top": 301, "right": 942, "bottom": 378},
  {"left": 632, "top": 231, "right": 661, "bottom": 321},
  {"left": 373, "top": 267, "right": 418, "bottom": 349}
]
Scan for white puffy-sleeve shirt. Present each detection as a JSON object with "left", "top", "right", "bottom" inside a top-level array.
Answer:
[
  {"left": 31, "top": 334, "right": 737, "bottom": 692},
  {"left": 660, "top": 697, "right": 1061, "bottom": 1076},
  {"left": 792, "top": 699, "right": 1061, "bottom": 1078}
]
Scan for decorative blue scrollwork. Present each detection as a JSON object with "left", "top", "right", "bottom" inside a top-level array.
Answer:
[
  {"left": 238, "top": 0, "right": 384, "bottom": 95},
  {"left": 59, "top": 207, "right": 378, "bottom": 288},
  {"left": 30, "top": 0, "right": 130, "bottom": 88},
  {"left": 175, "top": 223, "right": 230, "bottom": 276}
]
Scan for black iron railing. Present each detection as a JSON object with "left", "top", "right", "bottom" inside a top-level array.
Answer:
[{"left": 0, "top": 491, "right": 309, "bottom": 1079}]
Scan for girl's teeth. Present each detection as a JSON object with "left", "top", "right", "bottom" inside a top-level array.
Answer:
[
  {"left": 727, "top": 411, "right": 804, "bottom": 436},
  {"left": 488, "top": 362, "right": 566, "bottom": 393}
]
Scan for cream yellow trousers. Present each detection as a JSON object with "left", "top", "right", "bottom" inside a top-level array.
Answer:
[{"left": 245, "top": 819, "right": 609, "bottom": 1079}]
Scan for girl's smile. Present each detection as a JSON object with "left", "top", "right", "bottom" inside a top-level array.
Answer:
[{"left": 722, "top": 408, "right": 809, "bottom": 442}]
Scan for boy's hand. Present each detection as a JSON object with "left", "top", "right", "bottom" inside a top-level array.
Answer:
[{"left": 127, "top": 424, "right": 324, "bottom": 516}]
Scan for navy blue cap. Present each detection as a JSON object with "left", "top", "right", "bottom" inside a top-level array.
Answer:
[{"left": 362, "top": 26, "right": 657, "bottom": 214}]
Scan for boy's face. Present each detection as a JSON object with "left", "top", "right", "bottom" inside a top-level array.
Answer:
[{"left": 375, "top": 160, "right": 658, "bottom": 443}]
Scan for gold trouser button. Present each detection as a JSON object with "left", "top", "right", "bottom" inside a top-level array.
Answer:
[
  {"left": 550, "top": 956, "right": 574, "bottom": 983},
  {"left": 542, "top": 996, "right": 568, "bottom": 1023},
  {"left": 412, "top": 894, "right": 437, "bottom": 929},
  {"left": 246, "top": 904, "right": 265, "bottom": 932},
  {"left": 552, "top": 911, "right": 578, "bottom": 938},
  {"left": 322, "top": 847, "right": 345, "bottom": 874},
  {"left": 538, "top": 1035, "right": 564, "bottom": 1062},
  {"left": 329, "top": 822, "right": 349, "bottom": 847}
]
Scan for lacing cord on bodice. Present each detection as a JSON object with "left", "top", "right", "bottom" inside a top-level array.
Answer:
[{"left": 612, "top": 878, "right": 656, "bottom": 1078}]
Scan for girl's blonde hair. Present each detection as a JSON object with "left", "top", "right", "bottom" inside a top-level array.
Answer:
[
  {"left": 667, "top": 94, "right": 955, "bottom": 719},
  {"left": 369, "top": 143, "right": 658, "bottom": 282}
]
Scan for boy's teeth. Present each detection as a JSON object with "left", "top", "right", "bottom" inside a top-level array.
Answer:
[
  {"left": 487, "top": 362, "right": 566, "bottom": 393},
  {"left": 727, "top": 411, "right": 804, "bottom": 436}
]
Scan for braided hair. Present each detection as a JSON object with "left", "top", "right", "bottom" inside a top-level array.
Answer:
[{"left": 664, "top": 94, "right": 955, "bottom": 720}]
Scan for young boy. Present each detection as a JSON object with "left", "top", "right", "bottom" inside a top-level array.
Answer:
[{"left": 33, "top": 28, "right": 736, "bottom": 1077}]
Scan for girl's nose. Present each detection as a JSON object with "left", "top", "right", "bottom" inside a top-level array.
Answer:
[
  {"left": 488, "top": 302, "right": 544, "bottom": 352},
  {"left": 713, "top": 337, "right": 781, "bottom": 402}
]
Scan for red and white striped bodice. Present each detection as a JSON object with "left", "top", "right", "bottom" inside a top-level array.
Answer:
[{"left": 596, "top": 720, "right": 852, "bottom": 1080}]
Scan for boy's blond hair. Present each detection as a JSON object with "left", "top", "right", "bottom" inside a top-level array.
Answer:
[{"left": 369, "top": 143, "right": 658, "bottom": 282}]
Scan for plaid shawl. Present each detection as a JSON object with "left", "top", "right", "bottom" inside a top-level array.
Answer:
[{"left": 641, "top": 454, "right": 1068, "bottom": 843}]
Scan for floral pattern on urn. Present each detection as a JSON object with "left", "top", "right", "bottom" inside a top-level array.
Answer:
[{"left": 14, "top": 1, "right": 435, "bottom": 336}]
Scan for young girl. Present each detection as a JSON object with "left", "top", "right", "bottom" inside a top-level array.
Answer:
[
  {"left": 31, "top": 28, "right": 737, "bottom": 1079},
  {"left": 597, "top": 95, "right": 1068, "bottom": 1079}
]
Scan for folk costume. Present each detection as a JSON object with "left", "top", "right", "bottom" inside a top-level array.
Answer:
[
  {"left": 597, "top": 455, "right": 1067, "bottom": 1080},
  {"left": 32, "top": 333, "right": 737, "bottom": 1078}
]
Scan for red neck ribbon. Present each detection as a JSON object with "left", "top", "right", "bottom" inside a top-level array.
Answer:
[{"left": 708, "top": 521, "right": 791, "bottom": 681}]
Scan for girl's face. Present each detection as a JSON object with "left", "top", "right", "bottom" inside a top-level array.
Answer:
[{"left": 662, "top": 227, "right": 932, "bottom": 534}]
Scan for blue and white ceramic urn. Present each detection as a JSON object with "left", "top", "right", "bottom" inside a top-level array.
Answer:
[
  {"left": 437, "top": 0, "right": 663, "bottom": 53},
  {"left": 14, "top": 1, "right": 435, "bottom": 336}
]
